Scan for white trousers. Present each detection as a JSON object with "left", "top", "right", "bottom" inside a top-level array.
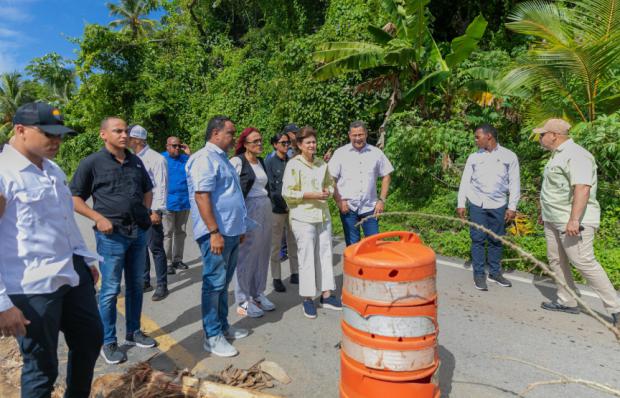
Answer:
[
  {"left": 544, "top": 222, "right": 620, "bottom": 313},
  {"left": 290, "top": 219, "right": 335, "bottom": 297}
]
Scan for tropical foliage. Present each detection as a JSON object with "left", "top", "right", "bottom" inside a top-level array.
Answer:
[{"left": 0, "top": 0, "right": 618, "bottom": 286}]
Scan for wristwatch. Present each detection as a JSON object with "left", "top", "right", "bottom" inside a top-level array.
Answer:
[
  {"left": 377, "top": 197, "right": 386, "bottom": 203},
  {"left": 209, "top": 228, "right": 220, "bottom": 235}
]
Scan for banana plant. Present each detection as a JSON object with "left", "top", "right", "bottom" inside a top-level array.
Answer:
[{"left": 313, "top": 0, "right": 487, "bottom": 147}]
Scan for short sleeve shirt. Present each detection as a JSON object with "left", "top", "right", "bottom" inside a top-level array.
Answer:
[
  {"left": 328, "top": 143, "right": 394, "bottom": 214},
  {"left": 186, "top": 142, "right": 248, "bottom": 239},
  {"left": 70, "top": 147, "right": 153, "bottom": 233},
  {"left": 540, "top": 139, "right": 600, "bottom": 224}
]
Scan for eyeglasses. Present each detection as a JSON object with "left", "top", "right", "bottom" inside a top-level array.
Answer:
[
  {"left": 169, "top": 144, "right": 184, "bottom": 149},
  {"left": 277, "top": 140, "right": 291, "bottom": 146},
  {"left": 246, "top": 139, "right": 263, "bottom": 145}
]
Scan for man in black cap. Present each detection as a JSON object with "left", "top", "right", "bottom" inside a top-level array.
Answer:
[{"left": 0, "top": 102, "right": 103, "bottom": 398}]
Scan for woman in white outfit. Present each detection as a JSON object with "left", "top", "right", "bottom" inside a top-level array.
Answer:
[
  {"left": 230, "top": 127, "right": 274, "bottom": 318},
  {"left": 282, "top": 126, "right": 342, "bottom": 319}
]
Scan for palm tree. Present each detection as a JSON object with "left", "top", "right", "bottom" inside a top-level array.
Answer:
[
  {"left": 313, "top": 0, "right": 486, "bottom": 147},
  {"left": 0, "top": 72, "right": 30, "bottom": 136},
  {"left": 107, "top": 0, "right": 157, "bottom": 39},
  {"left": 501, "top": 0, "right": 620, "bottom": 126}
]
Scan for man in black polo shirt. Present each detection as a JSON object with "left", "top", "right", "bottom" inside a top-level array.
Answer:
[{"left": 70, "top": 116, "right": 157, "bottom": 365}]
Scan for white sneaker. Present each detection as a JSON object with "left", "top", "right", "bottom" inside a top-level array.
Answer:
[
  {"left": 255, "top": 294, "right": 276, "bottom": 311},
  {"left": 237, "top": 300, "right": 264, "bottom": 318},
  {"left": 223, "top": 326, "right": 249, "bottom": 340},
  {"left": 203, "top": 334, "right": 238, "bottom": 357}
]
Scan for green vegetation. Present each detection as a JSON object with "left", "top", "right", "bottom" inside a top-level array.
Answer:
[{"left": 1, "top": 0, "right": 618, "bottom": 287}]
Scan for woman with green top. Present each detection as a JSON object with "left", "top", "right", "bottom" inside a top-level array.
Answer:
[{"left": 282, "top": 126, "right": 342, "bottom": 319}]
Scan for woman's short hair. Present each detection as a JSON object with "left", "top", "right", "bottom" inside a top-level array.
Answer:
[
  {"left": 296, "top": 126, "right": 316, "bottom": 144},
  {"left": 271, "top": 132, "right": 288, "bottom": 146}
]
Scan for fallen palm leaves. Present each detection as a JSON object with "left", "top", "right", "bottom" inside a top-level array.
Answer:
[{"left": 91, "top": 360, "right": 288, "bottom": 398}]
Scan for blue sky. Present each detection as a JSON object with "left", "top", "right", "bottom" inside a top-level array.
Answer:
[{"left": 0, "top": 0, "right": 162, "bottom": 74}]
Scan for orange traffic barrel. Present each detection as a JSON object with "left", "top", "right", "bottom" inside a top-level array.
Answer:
[{"left": 340, "top": 231, "right": 440, "bottom": 398}]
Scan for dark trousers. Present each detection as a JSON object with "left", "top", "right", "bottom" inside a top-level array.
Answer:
[
  {"left": 10, "top": 255, "right": 103, "bottom": 398},
  {"left": 144, "top": 223, "right": 168, "bottom": 287},
  {"left": 468, "top": 204, "right": 506, "bottom": 277},
  {"left": 340, "top": 209, "right": 380, "bottom": 246}
]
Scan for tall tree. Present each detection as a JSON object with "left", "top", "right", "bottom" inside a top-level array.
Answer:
[
  {"left": 26, "top": 53, "right": 77, "bottom": 104},
  {"left": 501, "top": 0, "right": 620, "bottom": 125},
  {"left": 107, "top": 0, "right": 157, "bottom": 39},
  {"left": 0, "top": 72, "right": 34, "bottom": 139}
]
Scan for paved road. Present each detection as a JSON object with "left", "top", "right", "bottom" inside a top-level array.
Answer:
[{"left": 74, "top": 213, "right": 620, "bottom": 397}]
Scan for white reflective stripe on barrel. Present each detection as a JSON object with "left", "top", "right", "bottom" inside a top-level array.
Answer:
[
  {"left": 344, "top": 275, "right": 436, "bottom": 303},
  {"left": 343, "top": 307, "right": 435, "bottom": 338},
  {"left": 341, "top": 333, "right": 436, "bottom": 372}
]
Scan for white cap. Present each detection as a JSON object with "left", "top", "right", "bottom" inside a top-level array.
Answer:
[{"left": 129, "top": 125, "right": 148, "bottom": 140}]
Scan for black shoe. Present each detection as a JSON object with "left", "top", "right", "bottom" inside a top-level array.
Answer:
[
  {"left": 541, "top": 301, "right": 580, "bottom": 314},
  {"left": 273, "top": 278, "right": 286, "bottom": 292},
  {"left": 488, "top": 273, "right": 512, "bottom": 287},
  {"left": 151, "top": 285, "right": 169, "bottom": 301},
  {"left": 100, "top": 343, "right": 126, "bottom": 364},
  {"left": 611, "top": 312, "right": 619, "bottom": 326},
  {"left": 167, "top": 265, "right": 176, "bottom": 275},
  {"left": 290, "top": 273, "right": 299, "bottom": 285},
  {"left": 143, "top": 282, "right": 154, "bottom": 292},
  {"left": 474, "top": 274, "right": 488, "bottom": 291},
  {"left": 126, "top": 330, "right": 157, "bottom": 348},
  {"left": 174, "top": 261, "right": 189, "bottom": 270}
]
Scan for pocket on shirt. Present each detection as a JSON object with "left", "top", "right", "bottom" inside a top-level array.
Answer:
[{"left": 14, "top": 188, "right": 47, "bottom": 225}]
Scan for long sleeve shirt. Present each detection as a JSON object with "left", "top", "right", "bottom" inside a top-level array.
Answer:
[
  {"left": 282, "top": 155, "right": 334, "bottom": 223},
  {"left": 457, "top": 144, "right": 520, "bottom": 211},
  {"left": 0, "top": 145, "right": 99, "bottom": 311},
  {"left": 136, "top": 145, "right": 168, "bottom": 212}
]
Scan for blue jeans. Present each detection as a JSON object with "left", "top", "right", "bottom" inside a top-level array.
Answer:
[
  {"left": 197, "top": 234, "right": 240, "bottom": 338},
  {"left": 468, "top": 204, "right": 506, "bottom": 277},
  {"left": 95, "top": 229, "right": 147, "bottom": 345},
  {"left": 340, "top": 209, "right": 380, "bottom": 246},
  {"left": 144, "top": 223, "right": 168, "bottom": 287},
  {"left": 11, "top": 256, "right": 103, "bottom": 398}
]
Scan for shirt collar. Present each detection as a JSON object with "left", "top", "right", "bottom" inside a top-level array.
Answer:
[
  {"left": 347, "top": 143, "right": 370, "bottom": 153},
  {"left": 295, "top": 154, "right": 321, "bottom": 168},
  {"left": 101, "top": 146, "right": 132, "bottom": 162},
  {"left": 137, "top": 144, "right": 150, "bottom": 157},
  {"left": 3, "top": 144, "right": 52, "bottom": 172},
  {"left": 477, "top": 143, "right": 501, "bottom": 154},
  {"left": 206, "top": 141, "right": 225, "bottom": 155},
  {"left": 554, "top": 138, "right": 573, "bottom": 153}
]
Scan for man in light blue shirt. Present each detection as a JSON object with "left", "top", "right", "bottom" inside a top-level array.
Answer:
[
  {"left": 457, "top": 124, "right": 520, "bottom": 291},
  {"left": 186, "top": 115, "right": 250, "bottom": 358}
]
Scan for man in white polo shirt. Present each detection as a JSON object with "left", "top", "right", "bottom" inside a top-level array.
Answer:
[
  {"left": 457, "top": 124, "right": 520, "bottom": 291},
  {"left": 328, "top": 120, "right": 394, "bottom": 246},
  {"left": 0, "top": 102, "right": 102, "bottom": 398},
  {"left": 536, "top": 118, "right": 619, "bottom": 326}
]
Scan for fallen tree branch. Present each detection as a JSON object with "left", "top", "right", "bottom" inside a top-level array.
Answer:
[
  {"left": 356, "top": 211, "right": 620, "bottom": 341},
  {"left": 496, "top": 356, "right": 620, "bottom": 397}
]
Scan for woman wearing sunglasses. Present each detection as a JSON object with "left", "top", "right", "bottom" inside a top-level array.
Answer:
[{"left": 230, "top": 127, "right": 275, "bottom": 318}]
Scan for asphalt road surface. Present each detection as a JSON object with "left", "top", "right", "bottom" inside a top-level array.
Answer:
[{"left": 72, "top": 213, "right": 620, "bottom": 398}]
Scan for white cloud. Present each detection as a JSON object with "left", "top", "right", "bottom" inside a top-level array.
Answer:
[{"left": 0, "top": 6, "right": 31, "bottom": 22}]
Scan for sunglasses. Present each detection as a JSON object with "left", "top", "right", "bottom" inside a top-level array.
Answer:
[
  {"left": 278, "top": 140, "right": 291, "bottom": 146},
  {"left": 169, "top": 144, "right": 185, "bottom": 149}
]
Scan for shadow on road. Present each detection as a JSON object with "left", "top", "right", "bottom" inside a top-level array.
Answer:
[{"left": 438, "top": 345, "right": 455, "bottom": 397}]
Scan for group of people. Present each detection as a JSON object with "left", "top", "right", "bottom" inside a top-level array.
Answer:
[{"left": 0, "top": 101, "right": 617, "bottom": 398}]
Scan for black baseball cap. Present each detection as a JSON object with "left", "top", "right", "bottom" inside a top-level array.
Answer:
[
  {"left": 13, "top": 102, "right": 76, "bottom": 136},
  {"left": 282, "top": 123, "right": 299, "bottom": 134}
]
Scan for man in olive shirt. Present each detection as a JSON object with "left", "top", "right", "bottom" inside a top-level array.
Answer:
[{"left": 536, "top": 118, "right": 619, "bottom": 326}]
